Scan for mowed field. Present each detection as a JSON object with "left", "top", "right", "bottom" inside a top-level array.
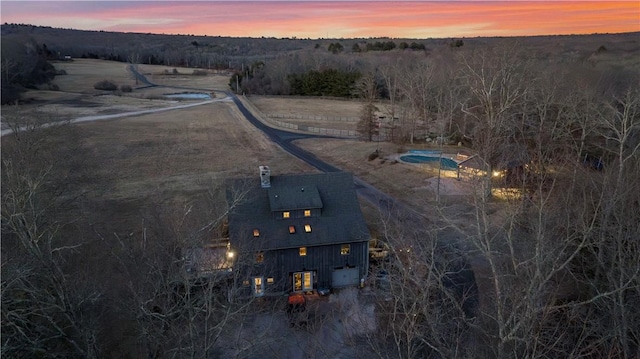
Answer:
[{"left": 2, "top": 59, "right": 450, "bottom": 235}]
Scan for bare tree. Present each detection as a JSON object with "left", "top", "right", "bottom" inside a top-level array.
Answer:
[
  {"left": 357, "top": 72, "right": 380, "bottom": 142},
  {"left": 430, "top": 54, "right": 464, "bottom": 145},
  {"left": 435, "top": 67, "right": 639, "bottom": 358},
  {"left": 354, "top": 206, "right": 478, "bottom": 359},
  {"left": 457, "top": 44, "right": 533, "bottom": 199},
  {"left": 399, "top": 60, "right": 434, "bottom": 144},
  {"left": 1, "top": 121, "right": 103, "bottom": 358},
  {"left": 378, "top": 54, "right": 408, "bottom": 143}
]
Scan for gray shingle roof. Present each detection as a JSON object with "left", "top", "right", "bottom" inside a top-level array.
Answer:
[
  {"left": 268, "top": 184, "right": 323, "bottom": 211},
  {"left": 226, "top": 172, "right": 370, "bottom": 252}
]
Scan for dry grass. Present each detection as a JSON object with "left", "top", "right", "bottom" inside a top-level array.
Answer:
[
  {"left": 292, "top": 138, "right": 471, "bottom": 209},
  {"left": 52, "top": 59, "right": 136, "bottom": 91},
  {"left": 76, "top": 102, "right": 316, "bottom": 202},
  {"left": 248, "top": 95, "right": 394, "bottom": 131},
  {"left": 248, "top": 96, "right": 364, "bottom": 118},
  {"left": 2, "top": 60, "right": 235, "bottom": 125},
  {"left": 2, "top": 58, "right": 463, "bottom": 232}
]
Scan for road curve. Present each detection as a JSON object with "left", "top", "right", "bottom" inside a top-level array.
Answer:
[
  {"left": 228, "top": 90, "right": 478, "bottom": 315},
  {"left": 226, "top": 91, "right": 429, "bottom": 223}
]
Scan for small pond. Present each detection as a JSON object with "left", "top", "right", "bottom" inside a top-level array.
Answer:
[{"left": 165, "top": 93, "right": 212, "bottom": 100}]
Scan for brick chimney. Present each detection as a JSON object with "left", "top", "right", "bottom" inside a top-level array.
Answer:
[{"left": 259, "top": 165, "right": 271, "bottom": 188}]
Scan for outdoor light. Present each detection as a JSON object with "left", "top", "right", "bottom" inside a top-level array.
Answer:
[
  {"left": 227, "top": 251, "right": 235, "bottom": 259},
  {"left": 492, "top": 171, "right": 502, "bottom": 177}
]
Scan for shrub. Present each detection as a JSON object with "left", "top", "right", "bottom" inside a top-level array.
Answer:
[
  {"left": 48, "top": 83, "right": 60, "bottom": 91},
  {"left": 192, "top": 70, "right": 207, "bottom": 76},
  {"left": 56, "top": 69, "right": 67, "bottom": 75},
  {"left": 94, "top": 80, "right": 117, "bottom": 91},
  {"left": 172, "top": 68, "right": 179, "bottom": 74},
  {"left": 368, "top": 150, "right": 379, "bottom": 161},
  {"left": 120, "top": 85, "right": 132, "bottom": 92},
  {"left": 450, "top": 39, "right": 464, "bottom": 48}
]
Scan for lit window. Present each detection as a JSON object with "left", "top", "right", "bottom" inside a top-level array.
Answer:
[
  {"left": 283, "top": 211, "right": 290, "bottom": 219},
  {"left": 255, "top": 252, "right": 264, "bottom": 263},
  {"left": 267, "top": 277, "right": 274, "bottom": 284},
  {"left": 304, "top": 272, "right": 312, "bottom": 289},
  {"left": 289, "top": 225, "right": 296, "bottom": 234},
  {"left": 299, "top": 247, "right": 307, "bottom": 256},
  {"left": 253, "top": 229, "right": 260, "bottom": 237},
  {"left": 293, "top": 271, "right": 313, "bottom": 291},
  {"left": 242, "top": 280, "right": 250, "bottom": 286},
  {"left": 341, "top": 244, "right": 350, "bottom": 255},
  {"left": 304, "top": 210, "right": 311, "bottom": 217},
  {"left": 304, "top": 224, "right": 312, "bottom": 233}
]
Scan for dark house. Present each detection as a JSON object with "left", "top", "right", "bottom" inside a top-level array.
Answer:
[{"left": 226, "top": 166, "right": 370, "bottom": 297}]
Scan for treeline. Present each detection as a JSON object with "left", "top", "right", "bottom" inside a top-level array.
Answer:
[
  {"left": 354, "top": 44, "right": 640, "bottom": 358},
  {"left": 288, "top": 69, "right": 361, "bottom": 97},
  {"left": 239, "top": 37, "right": 638, "bottom": 148},
  {"left": 1, "top": 39, "right": 58, "bottom": 104}
]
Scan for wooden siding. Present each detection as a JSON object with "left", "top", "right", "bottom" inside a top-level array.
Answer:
[{"left": 238, "top": 241, "right": 368, "bottom": 294}]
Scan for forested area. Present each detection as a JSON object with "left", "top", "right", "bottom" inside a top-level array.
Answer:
[
  {"left": 1, "top": 37, "right": 59, "bottom": 104},
  {"left": 346, "top": 43, "right": 640, "bottom": 358},
  {"left": 1, "top": 25, "right": 639, "bottom": 358}
]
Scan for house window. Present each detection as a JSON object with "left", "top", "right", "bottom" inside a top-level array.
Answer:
[
  {"left": 255, "top": 252, "right": 264, "bottom": 263},
  {"left": 304, "top": 224, "right": 312, "bottom": 233},
  {"left": 242, "top": 280, "right": 250, "bottom": 286},
  {"left": 299, "top": 247, "right": 307, "bottom": 256},
  {"left": 341, "top": 244, "right": 350, "bottom": 255},
  {"left": 253, "top": 229, "right": 260, "bottom": 237},
  {"left": 253, "top": 277, "right": 264, "bottom": 297},
  {"left": 304, "top": 210, "right": 311, "bottom": 217},
  {"left": 283, "top": 211, "right": 290, "bottom": 219},
  {"left": 267, "top": 277, "right": 274, "bottom": 284},
  {"left": 293, "top": 271, "right": 313, "bottom": 291},
  {"left": 289, "top": 225, "right": 296, "bottom": 234}
]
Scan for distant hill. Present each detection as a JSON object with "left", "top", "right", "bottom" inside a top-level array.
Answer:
[
  {"left": 2, "top": 24, "right": 638, "bottom": 103},
  {"left": 2, "top": 24, "right": 639, "bottom": 71}
]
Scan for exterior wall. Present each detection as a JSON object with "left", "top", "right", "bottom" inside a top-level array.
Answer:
[{"left": 237, "top": 241, "right": 369, "bottom": 296}]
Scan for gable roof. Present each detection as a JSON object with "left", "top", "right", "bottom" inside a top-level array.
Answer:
[{"left": 226, "top": 171, "right": 370, "bottom": 252}]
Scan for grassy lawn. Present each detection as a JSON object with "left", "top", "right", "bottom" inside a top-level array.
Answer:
[{"left": 2, "top": 58, "right": 464, "bottom": 234}]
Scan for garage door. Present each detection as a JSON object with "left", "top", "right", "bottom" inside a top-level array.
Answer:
[{"left": 332, "top": 267, "right": 360, "bottom": 288}]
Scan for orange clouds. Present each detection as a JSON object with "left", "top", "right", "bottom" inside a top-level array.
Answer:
[{"left": 1, "top": 1, "right": 638, "bottom": 38}]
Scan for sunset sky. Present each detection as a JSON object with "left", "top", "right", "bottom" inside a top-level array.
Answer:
[{"left": 1, "top": 1, "right": 638, "bottom": 39}]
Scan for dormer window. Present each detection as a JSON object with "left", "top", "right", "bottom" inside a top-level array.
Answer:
[
  {"left": 289, "top": 225, "right": 296, "bottom": 234},
  {"left": 304, "top": 210, "right": 311, "bottom": 217},
  {"left": 304, "top": 224, "right": 312, "bottom": 233},
  {"left": 253, "top": 229, "right": 260, "bottom": 237},
  {"left": 283, "top": 211, "right": 290, "bottom": 219}
]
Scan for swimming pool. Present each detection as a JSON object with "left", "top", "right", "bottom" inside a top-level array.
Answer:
[{"left": 399, "top": 154, "right": 459, "bottom": 170}]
